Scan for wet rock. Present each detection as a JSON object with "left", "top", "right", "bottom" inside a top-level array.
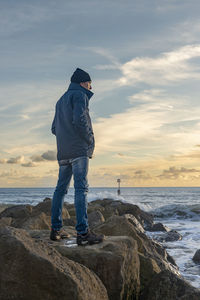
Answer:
[
  {"left": 95, "top": 215, "right": 176, "bottom": 266},
  {"left": 153, "top": 230, "right": 182, "bottom": 242},
  {"left": 124, "top": 214, "right": 145, "bottom": 233},
  {"left": 138, "top": 254, "right": 161, "bottom": 291},
  {"left": 94, "top": 214, "right": 178, "bottom": 295},
  {"left": 88, "top": 210, "right": 105, "bottom": 228},
  {"left": 55, "top": 235, "right": 140, "bottom": 300},
  {"left": 90, "top": 199, "right": 153, "bottom": 228},
  {"left": 0, "top": 226, "right": 108, "bottom": 300},
  {"left": 148, "top": 222, "right": 171, "bottom": 232},
  {"left": 141, "top": 270, "right": 200, "bottom": 300},
  {"left": 193, "top": 249, "right": 200, "bottom": 263}
]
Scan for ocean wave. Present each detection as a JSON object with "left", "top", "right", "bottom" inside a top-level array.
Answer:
[{"left": 150, "top": 204, "right": 200, "bottom": 219}]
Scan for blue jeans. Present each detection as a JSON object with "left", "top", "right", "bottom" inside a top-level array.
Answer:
[{"left": 51, "top": 156, "right": 89, "bottom": 234}]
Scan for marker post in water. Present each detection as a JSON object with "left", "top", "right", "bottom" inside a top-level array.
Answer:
[{"left": 117, "top": 178, "right": 121, "bottom": 195}]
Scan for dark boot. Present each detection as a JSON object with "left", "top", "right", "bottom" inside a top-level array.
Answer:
[{"left": 77, "top": 230, "right": 104, "bottom": 246}]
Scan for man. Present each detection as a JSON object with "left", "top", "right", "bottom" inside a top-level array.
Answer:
[{"left": 50, "top": 68, "right": 104, "bottom": 246}]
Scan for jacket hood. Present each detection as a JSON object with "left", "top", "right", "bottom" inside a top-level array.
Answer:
[{"left": 68, "top": 82, "right": 94, "bottom": 100}]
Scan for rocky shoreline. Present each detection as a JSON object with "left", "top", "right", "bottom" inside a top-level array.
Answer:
[{"left": 0, "top": 198, "right": 200, "bottom": 300}]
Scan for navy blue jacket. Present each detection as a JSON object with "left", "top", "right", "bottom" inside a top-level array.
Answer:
[{"left": 51, "top": 83, "right": 95, "bottom": 163}]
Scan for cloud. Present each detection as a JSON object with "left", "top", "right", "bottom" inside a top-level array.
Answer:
[
  {"left": 133, "top": 169, "right": 152, "bottom": 180},
  {"left": 21, "top": 162, "right": 36, "bottom": 168},
  {"left": 117, "top": 153, "right": 125, "bottom": 157},
  {"left": 157, "top": 166, "right": 200, "bottom": 180},
  {"left": 0, "top": 169, "right": 21, "bottom": 178},
  {"left": 170, "top": 20, "right": 200, "bottom": 44},
  {"left": 118, "top": 44, "right": 200, "bottom": 86},
  {"left": 31, "top": 155, "right": 45, "bottom": 162},
  {"left": 6, "top": 144, "right": 54, "bottom": 156},
  {"left": 7, "top": 156, "right": 24, "bottom": 164},
  {"left": 0, "top": 3, "right": 62, "bottom": 37},
  {"left": 93, "top": 87, "right": 200, "bottom": 160},
  {"left": 0, "top": 171, "right": 12, "bottom": 178},
  {"left": 91, "top": 44, "right": 200, "bottom": 95},
  {"left": 0, "top": 159, "right": 7, "bottom": 164},
  {"left": 41, "top": 150, "right": 57, "bottom": 161},
  {"left": 31, "top": 150, "right": 57, "bottom": 162}
]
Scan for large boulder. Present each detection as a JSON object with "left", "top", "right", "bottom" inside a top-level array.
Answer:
[
  {"left": 193, "top": 249, "right": 200, "bottom": 263},
  {"left": 88, "top": 210, "right": 105, "bottom": 228},
  {"left": 54, "top": 235, "right": 140, "bottom": 300},
  {"left": 33, "top": 198, "right": 70, "bottom": 219},
  {"left": 89, "top": 199, "right": 154, "bottom": 228},
  {"left": 0, "top": 204, "right": 12, "bottom": 213},
  {"left": 0, "top": 226, "right": 108, "bottom": 300},
  {"left": 0, "top": 199, "right": 71, "bottom": 230},
  {"left": 148, "top": 222, "right": 170, "bottom": 232},
  {"left": 151, "top": 230, "right": 182, "bottom": 243},
  {"left": 141, "top": 270, "right": 200, "bottom": 300},
  {"left": 94, "top": 215, "right": 179, "bottom": 294},
  {"left": 19, "top": 212, "right": 51, "bottom": 230},
  {"left": 0, "top": 204, "right": 32, "bottom": 219},
  {"left": 138, "top": 253, "right": 161, "bottom": 291}
]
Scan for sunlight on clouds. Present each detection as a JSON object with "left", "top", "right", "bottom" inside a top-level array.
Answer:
[
  {"left": 5, "top": 144, "right": 55, "bottom": 155},
  {"left": 118, "top": 44, "right": 200, "bottom": 86},
  {"left": 21, "top": 114, "right": 30, "bottom": 120},
  {"left": 7, "top": 156, "right": 25, "bottom": 164},
  {"left": 93, "top": 88, "right": 200, "bottom": 158}
]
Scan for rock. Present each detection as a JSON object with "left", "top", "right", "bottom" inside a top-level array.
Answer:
[
  {"left": 55, "top": 235, "right": 140, "bottom": 300},
  {"left": 89, "top": 199, "right": 153, "bottom": 228},
  {"left": 88, "top": 210, "right": 105, "bottom": 228},
  {"left": 94, "top": 215, "right": 179, "bottom": 294},
  {"left": 0, "top": 217, "right": 12, "bottom": 226},
  {"left": 141, "top": 270, "right": 200, "bottom": 300},
  {"left": 19, "top": 212, "right": 51, "bottom": 230},
  {"left": 43, "top": 197, "right": 52, "bottom": 202},
  {"left": 33, "top": 198, "right": 70, "bottom": 218},
  {"left": 0, "top": 226, "right": 108, "bottom": 300},
  {"left": 63, "top": 218, "right": 76, "bottom": 226},
  {"left": 0, "top": 200, "right": 70, "bottom": 230},
  {"left": 28, "top": 226, "right": 77, "bottom": 242},
  {"left": 88, "top": 200, "right": 118, "bottom": 219},
  {"left": 116, "top": 202, "right": 153, "bottom": 228},
  {"left": 87, "top": 203, "right": 105, "bottom": 214},
  {"left": 148, "top": 222, "right": 170, "bottom": 232},
  {"left": 138, "top": 253, "right": 161, "bottom": 291},
  {"left": 153, "top": 230, "right": 182, "bottom": 242},
  {"left": 124, "top": 214, "right": 145, "bottom": 233},
  {"left": 102, "top": 206, "right": 119, "bottom": 220},
  {"left": 0, "top": 204, "right": 33, "bottom": 219},
  {"left": 0, "top": 204, "right": 13, "bottom": 213},
  {"left": 94, "top": 215, "right": 175, "bottom": 264},
  {"left": 193, "top": 249, "right": 200, "bottom": 263}
]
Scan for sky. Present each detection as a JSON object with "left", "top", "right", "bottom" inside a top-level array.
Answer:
[{"left": 1, "top": 0, "right": 200, "bottom": 187}]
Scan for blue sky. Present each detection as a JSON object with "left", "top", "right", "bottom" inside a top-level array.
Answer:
[{"left": 1, "top": 0, "right": 200, "bottom": 187}]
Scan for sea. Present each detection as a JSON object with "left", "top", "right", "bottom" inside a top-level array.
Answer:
[{"left": 0, "top": 186, "right": 199, "bottom": 289}]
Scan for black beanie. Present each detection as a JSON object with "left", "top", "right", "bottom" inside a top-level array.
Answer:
[{"left": 71, "top": 68, "right": 91, "bottom": 84}]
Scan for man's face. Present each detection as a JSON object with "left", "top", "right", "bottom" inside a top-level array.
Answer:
[{"left": 80, "top": 81, "right": 92, "bottom": 90}]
